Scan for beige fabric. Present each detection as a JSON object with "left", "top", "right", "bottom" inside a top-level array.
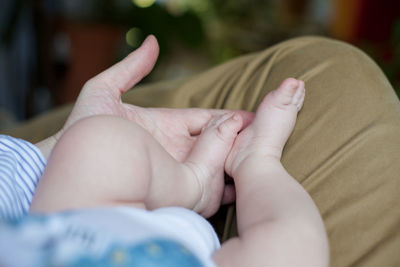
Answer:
[{"left": 3, "top": 36, "right": 400, "bottom": 267}]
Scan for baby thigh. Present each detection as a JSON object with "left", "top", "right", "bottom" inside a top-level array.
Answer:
[{"left": 30, "top": 115, "right": 158, "bottom": 213}]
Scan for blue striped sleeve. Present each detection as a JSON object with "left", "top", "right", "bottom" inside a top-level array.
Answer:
[{"left": 0, "top": 135, "right": 46, "bottom": 220}]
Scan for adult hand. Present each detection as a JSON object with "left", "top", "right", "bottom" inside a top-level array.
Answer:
[
  {"left": 36, "top": 35, "right": 254, "bottom": 205},
  {"left": 37, "top": 35, "right": 254, "bottom": 164}
]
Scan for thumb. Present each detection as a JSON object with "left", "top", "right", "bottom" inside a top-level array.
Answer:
[{"left": 88, "top": 35, "right": 159, "bottom": 97}]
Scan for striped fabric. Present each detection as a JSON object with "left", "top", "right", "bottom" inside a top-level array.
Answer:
[{"left": 0, "top": 135, "right": 46, "bottom": 219}]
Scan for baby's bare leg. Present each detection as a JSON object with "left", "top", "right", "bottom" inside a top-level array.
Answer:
[
  {"left": 30, "top": 115, "right": 193, "bottom": 212},
  {"left": 214, "top": 79, "right": 329, "bottom": 267},
  {"left": 31, "top": 114, "right": 242, "bottom": 217}
]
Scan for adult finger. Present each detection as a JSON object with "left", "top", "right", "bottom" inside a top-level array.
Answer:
[
  {"left": 185, "top": 109, "right": 254, "bottom": 135},
  {"left": 161, "top": 108, "right": 255, "bottom": 135},
  {"left": 88, "top": 35, "right": 159, "bottom": 97}
]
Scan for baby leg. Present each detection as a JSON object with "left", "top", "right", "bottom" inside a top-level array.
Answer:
[
  {"left": 30, "top": 115, "right": 183, "bottom": 212},
  {"left": 31, "top": 114, "right": 242, "bottom": 218},
  {"left": 216, "top": 79, "right": 329, "bottom": 266}
]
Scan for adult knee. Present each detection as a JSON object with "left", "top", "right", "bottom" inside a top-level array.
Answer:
[
  {"left": 268, "top": 36, "right": 392, "bottom": 97},
  {"left": 270, "top": 36, "right": 375, "bottom": 65}
]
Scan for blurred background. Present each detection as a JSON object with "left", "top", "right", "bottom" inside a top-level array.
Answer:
[{"left": 0, "top": 0, "right": 399, "bottom": 130}]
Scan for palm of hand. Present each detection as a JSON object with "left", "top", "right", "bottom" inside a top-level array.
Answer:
[
  {"left": 128, "top": 108, "right": 196, "bottom": 162},
  {"left": 58, "top": 36, "right": 203, "bottom": 162},
  {"left": 63, "top": 85, "right": 196, "bottom": 162}
]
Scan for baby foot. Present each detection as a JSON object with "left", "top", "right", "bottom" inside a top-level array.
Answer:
[
  {"left": 184, "top": 112, "right": 243, "bottom": 218},
  {"left": 225, "top": 78, "right": 305, "bottom": 176}
]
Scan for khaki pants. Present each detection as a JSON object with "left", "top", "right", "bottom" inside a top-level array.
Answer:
[{"left": 5, "top": 36, "right": 400, "bottom": 267}]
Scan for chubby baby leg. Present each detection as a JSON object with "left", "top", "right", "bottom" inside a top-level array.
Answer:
[
  {"left": 215, "top": 79, "right": 329, "bottom": 267},
  {"left": 31, "top": 115, "right": 173, "bottom": 212},
  {"left": 31, "top": 114, "right": 242, "bottom": 218}
]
